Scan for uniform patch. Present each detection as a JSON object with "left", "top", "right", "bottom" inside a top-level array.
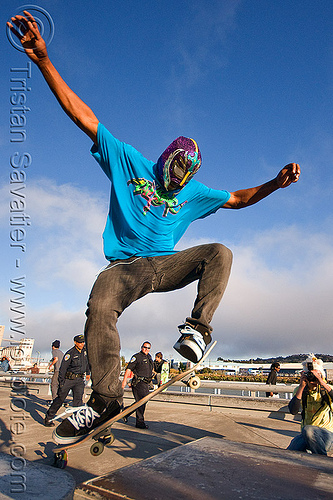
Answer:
[
  {"left": 130, "top": 356, "right": 136, "bottom": 363},
  {"left": 64, "top": 354, "right": 70, "bottom": 361}
]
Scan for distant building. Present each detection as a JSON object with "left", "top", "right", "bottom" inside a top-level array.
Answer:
[{"left": 0, "top": 338, "right": 35, "bottom": 369}]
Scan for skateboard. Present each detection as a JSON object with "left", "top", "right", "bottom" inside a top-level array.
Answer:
[
  {"left": 52, "top": 341, "right": 216, "bottom": 468},
  {"left": 160, "top": 361, "right": 170, "bottom": 386}
]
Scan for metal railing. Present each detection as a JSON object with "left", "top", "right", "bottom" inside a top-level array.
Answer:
[{"left": 0, "top": 372, "right": 297, "bottom": 401}]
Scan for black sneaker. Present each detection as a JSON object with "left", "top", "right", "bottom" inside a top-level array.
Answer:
[
  {"left": 173, "top": 323, "right": 208, "bottom": 363},
  {"left": 53, "top": 393, "right": 122, "bottom": 445},
  {"left": 136, "top": 422, "right": 149, "bottom": 429},
  {"left": 44, "top": 417, "right": 55, "bottom": 427}
]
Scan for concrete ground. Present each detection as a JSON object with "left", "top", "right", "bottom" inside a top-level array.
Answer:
[
  {"left": 76, "top": 438, "right": 333, "bottom": 500},
  {"left": 0, "top": 385, "right": 301, "bottom": 491}
]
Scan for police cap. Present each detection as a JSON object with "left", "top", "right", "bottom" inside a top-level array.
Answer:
[{"left": 73, "top": 334, "right": 85, "bottom": 343}]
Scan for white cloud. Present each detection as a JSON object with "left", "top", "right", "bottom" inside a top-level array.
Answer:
[
  {"left": 26, "top": 179, "right": 108, "bottom": 291},
  {"left": 25, "top": 303, "right": 87, "bottom": 358},
  {"left": 213, "top": 228, "right": 333, "bottom": 358}
]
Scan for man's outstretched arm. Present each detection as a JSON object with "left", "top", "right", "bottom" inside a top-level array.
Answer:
[
  {"left": 223, "top": 163, "right": 300, "bottom": 209},
  {"left": 7, "top": 11, "right": 99, "bottom": 144}
]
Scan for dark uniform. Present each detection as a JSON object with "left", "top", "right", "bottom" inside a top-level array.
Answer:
[
  {"left": 126, "top": 350, "right": 153, "bottom": 427},
  {"left": 46, "top": 339, "right": 90, "bottom": 420}
]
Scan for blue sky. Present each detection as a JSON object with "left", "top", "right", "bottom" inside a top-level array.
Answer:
[{"left": 1, "top": 0, "right": 333, "bottom": 362}]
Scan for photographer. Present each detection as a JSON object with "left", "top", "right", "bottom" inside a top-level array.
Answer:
[{"left": 287, "top": 354, "right": 333, "bottom": 455}]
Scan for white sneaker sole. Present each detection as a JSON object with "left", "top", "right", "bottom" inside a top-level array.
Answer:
[
  {"left": 52, "top": 430, "right": 84, "bottom": 445},
  {"left": 173, "top": 338, "right": 204, "bottom": 363}
]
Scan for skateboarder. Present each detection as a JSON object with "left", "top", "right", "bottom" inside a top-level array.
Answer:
[
  {"left": 122, "top": 342, "right": 154, "bottom": 429},
  {"left": 7, "top": 12, "right": 301, "bottom": 445}
]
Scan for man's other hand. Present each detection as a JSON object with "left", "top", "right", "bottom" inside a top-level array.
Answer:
[{"left": 276, "top": 163, "right": 301, "bottom": 188}]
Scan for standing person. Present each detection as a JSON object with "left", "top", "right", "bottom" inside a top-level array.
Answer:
[
  {"left": 265, "top": 362, "right": 280, "bottom": 397},
  {"left": 7, "top": 12, "right": 301, "bottom": 445},
  {"left": 122, "top": 342, "right": 154, "bottom": 429},
  {"left": 153, "top": 352, "right": 168, "bottom": 387},
  {"left": 44, "top": 335, "right": 90, "bottom": 426},
  {"left": 287, "top": 354, "right": 333, "bottom": 455},
  {"left": 28, "top": 363, "right": 40, "bottom": 374},
  {"left": 0, "top": 356, "right": 11, "bottom": 373},
  {"left": 27, "top": 362, "right": 40, "bottom": 381},
  {"left": 49, "top": 340, "right": 64, "bottom": 400}
]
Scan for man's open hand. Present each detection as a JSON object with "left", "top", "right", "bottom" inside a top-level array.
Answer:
[
  {"left": 7, "top": 10, "right": 48, "bottom": 64},
  {"left": 276, "top": 163, "right": 301, "bottom": 188}
]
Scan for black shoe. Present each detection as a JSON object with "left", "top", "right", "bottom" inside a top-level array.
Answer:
[
  {"left": 44, "top": 417, "right": 55, "bottom": 427},
  {"left": 136, "top": 422, "right": 149, "bottom": 429},
  {"left": 53, "top": 392, "right": 122, "bottom": 444}
]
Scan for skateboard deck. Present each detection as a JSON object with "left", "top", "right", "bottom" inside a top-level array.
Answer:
[
  {"left": 52, "top": 341, "right": 216, "bottom": 467},
  {"left": 160, "top": 361, "right": 170, "bottom": 386}
]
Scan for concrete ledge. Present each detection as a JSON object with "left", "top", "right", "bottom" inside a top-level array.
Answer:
[
  {"left": 0, "top": 379, "right": 51, "bottom": 396},
  {"left": 0, "top": 452, "right": 75, "bottom": 500},
  {"left": 77, "top": 438, "right": 333, "bottom": 500}
]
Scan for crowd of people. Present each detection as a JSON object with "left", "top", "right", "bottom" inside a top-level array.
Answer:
[
  {"left": 2, "top": 336, "right": 332, "bottom": 455},
  {"left": 44, "top": 337, "right": 333, "bottom": 455},
  {"left": 43, "top": 338, "right": 171, "bottom": 431}
]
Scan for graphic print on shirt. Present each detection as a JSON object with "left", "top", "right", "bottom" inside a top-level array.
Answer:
[{"left": 127, "top": 178, "right": 187, "bottom": 216}]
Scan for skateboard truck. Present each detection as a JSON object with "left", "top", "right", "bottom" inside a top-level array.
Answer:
[{"left": 181, "top": 374, "right": 201, "bottom": 389}]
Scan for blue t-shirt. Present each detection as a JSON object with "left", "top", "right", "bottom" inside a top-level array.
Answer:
[{"left": 91, "top": 124, "right": 230, "bottom": 261}]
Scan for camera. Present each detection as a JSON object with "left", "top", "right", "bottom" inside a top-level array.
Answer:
[{"left": 305, "top": 362, "right": 316, "bottom": 382}]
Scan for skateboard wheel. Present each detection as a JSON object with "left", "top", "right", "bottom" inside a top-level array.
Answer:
[
  {"left": 90, "top": 441, "right": 104, "bottom": 456},
  {"left": 103, "top": 433, "right": 115, "bottom": 446},
  {"left": 53, "top": 450, "right": 68, "bottom": 469},
  {"left": 188, "top": 376, "right": 200, "bottom": 389}
]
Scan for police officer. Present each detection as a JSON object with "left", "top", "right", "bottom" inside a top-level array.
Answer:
[
  {"left": 122, "top": 341, "right": 153, "bottom": 429},
  {"left": 44, "top": 334, "right": 90, "bottom": 426}
]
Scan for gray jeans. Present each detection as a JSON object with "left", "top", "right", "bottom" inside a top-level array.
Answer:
[
  {"left": 51, "top": 371, "right": 60, "bottom": 399},
  {"left": 84, "top": 243, "right": 232, "bottom": 402}
]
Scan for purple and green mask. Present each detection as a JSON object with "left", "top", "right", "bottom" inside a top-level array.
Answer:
[{"left": 156, "top": 136, "right": 201, "bottom": 191}]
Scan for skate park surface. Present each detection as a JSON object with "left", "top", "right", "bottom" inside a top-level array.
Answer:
[{"left": 1, "top": 385, "right": 333, "bottom": 499}]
